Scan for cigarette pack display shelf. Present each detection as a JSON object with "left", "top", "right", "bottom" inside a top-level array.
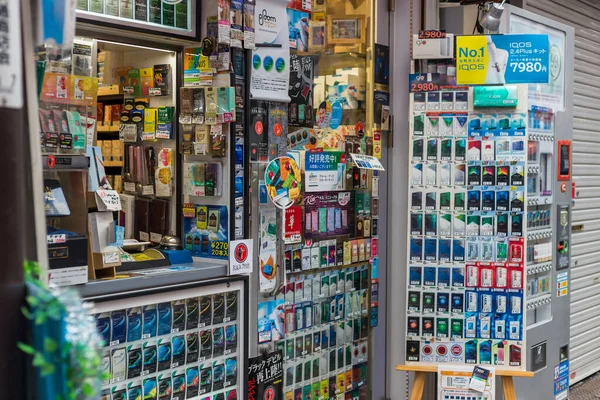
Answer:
[{"left": 83, "top": 270, "right": 248, "bottom": 400}]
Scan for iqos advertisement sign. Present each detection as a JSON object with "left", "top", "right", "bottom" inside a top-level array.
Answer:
[{"left": 456, "top": 34, "right": 550, "bottom": 85}]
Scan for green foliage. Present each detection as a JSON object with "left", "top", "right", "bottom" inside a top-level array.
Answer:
[{"left": 18, "top": 260, "right": 105, "bottom": 399}]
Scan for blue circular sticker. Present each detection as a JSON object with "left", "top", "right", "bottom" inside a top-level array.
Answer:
[
  {"left": 275, "top": 57, "right": 286, "bottom": 73},
  {"left": 263, "top": 56, "right": 274, "bottom": 71},
  {"left": 329, "top": 101, "right": 343, "bottom": 129},
  {"left": 252, "top": 54, "right": 261, "bottom": 70}
]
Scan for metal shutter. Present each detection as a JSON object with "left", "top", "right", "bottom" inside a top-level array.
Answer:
[{"left": 524, "top": 0, "right": 600, "bottom": 385}]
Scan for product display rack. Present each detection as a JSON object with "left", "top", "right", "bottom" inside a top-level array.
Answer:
[
  {"left": 404, "top": 61, "right": 529, "bottom": 370},
  {"left": 76, "top": 0, "right": 201, "bottom": 41},
  {"left": 248, "top": 0, "right": 385, "bottom": 398},
  {"left": 85, "top": 274, "right": 248, "bottom": 400}
]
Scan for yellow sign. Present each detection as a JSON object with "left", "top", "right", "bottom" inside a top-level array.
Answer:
[{"left": 455, "top": 36, "right": 490, "bottom": 85}]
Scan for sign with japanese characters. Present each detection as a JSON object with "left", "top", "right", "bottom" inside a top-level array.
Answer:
[
  {"left": 248, "top": 351, "right": 284, "bottom": 400},
  {"left": 304, "top": 150, "right": 346, "bottom": 192},
  {"left": 229, "top": 239, "right": 254, "bottom": 275},
  {"left": 456, "top": 34, "right": 549, "bottom": 85}
]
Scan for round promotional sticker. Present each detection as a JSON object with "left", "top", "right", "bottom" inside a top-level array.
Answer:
[
  {"left": 255, "top": 120, "right": 264, "bottom": 135},
  {"left": 264, "top": 156, "right": 302, "bottom": 209},
  {"left": 356, "top": 120, "right": 365, "bottom": 138},
  {"left": 316, "top": 101, "right": 331, "bottom": 129},
  {"left": 329, "top": 100, "right": 343, "bottom": 129}
]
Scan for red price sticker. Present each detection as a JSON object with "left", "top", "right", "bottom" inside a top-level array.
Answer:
[
  {"left": 418, "top": 30, "right": 446, "bottom": 39},
  {"left": 409, "top": 74, "right": 441, "bottom": 93},
  {"left": 411, "top": 82, "right": 439, "bottom": 92}
]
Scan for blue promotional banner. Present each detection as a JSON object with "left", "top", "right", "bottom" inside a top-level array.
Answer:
[
  {"left": 456, "top": 34, "right": 550, "bottom": 85},
  {"left": 554, "top": 360, "right": 569, "bottom": 395}
]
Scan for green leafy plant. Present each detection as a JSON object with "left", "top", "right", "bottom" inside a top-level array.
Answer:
[{"left": 18, "top": 260, "right": 108, "bottom": 400}]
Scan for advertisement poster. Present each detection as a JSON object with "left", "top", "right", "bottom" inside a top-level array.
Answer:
[
  {"left": 510, "top": 16, "right": 566, "bottom": 111},
  {"left": 258, "top": 300, "right": 285, "bottom": 343},
  {"left": 183, "top": 205, "right": 229, "bottom": 259},
  {"left": 259, "top": 208, "right": 278, "bottom": 292},
  {"left": 456, "top": 34, "right": 549, "bottom": 85},
  {"left": 287, "top": 8, "right": 309, "bottom": 51},
  {"left": 248, "top": 351, "right": 284, "bottom": 400},
  {"left": 289, "top": 54, "right": 314, "bottom": 127},
  {"left": 251, "top": 47, "right": 291, "bottom": 102},
  {"left": 554, "top": 360, "right": 569, "bottom": 396},
  {"left": 303, "top": 191, "right": 355, "bottom": 241},
  {"left": 438, "top": 366, "right": 495, "bottom": 400},
  {"left": 251, "top": 0, "right": 291, "bottom": 102},
  {"left": 283, "top": 205, "right": 303, "bottom": 243},
  {"left": 265, "top": 156, "right": 302, "bottom": 209},
  {"left": 304, "top": 151, "right": 346, "bottom": 192}
]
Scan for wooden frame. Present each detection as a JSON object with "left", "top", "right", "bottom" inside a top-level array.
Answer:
[
  {"left": 327, "top": 15, "right": 367, "bottom": 45},
  {"left": 396, "top": 365, "right": 534, "bottom": 400}
]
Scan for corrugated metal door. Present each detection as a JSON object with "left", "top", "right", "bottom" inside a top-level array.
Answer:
[{"left": 525, "top": 0, "right": 600, "bottom": 384}]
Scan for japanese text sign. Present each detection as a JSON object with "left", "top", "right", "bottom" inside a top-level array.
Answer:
[{"left": 456, "top": 34, "right": 549, "bottom": 85}]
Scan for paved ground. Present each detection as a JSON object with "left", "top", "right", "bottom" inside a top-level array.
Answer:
[{"left": 571, "top": 373, "right": 600, "bottom": 399}]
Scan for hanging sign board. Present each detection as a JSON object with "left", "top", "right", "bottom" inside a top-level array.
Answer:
[
  {"left": 250, "top": 0, "right": 291, "bottom": 102},
  {"left": 456, "top": 34, "right": 550, "bottom": 85}
]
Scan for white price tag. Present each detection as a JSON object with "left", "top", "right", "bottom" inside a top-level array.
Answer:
[
  {"left": 139, "top": 232, "right": 149, "bottom": 242},
  {"left": 123, "top": 86, "right": 135, "bottom": 94},
  {"left": 150, "top": 233, "right": 163, "bottom": 243},
  {"left": 179, "top": 115, "right": 192, "bottom": 124},
  {"left": 235, "top": 197, "right": 244, "bottom": 206},
  {"left": 124, "top": 182, "right": 136, "bottom": 193},
  {"left": 156, "top": 129, "right": 171, "bottom": 139},
  {"left": 191, "top": 185, "right": 205, "bottom": 196},
  {"left": 149, "top": 87, "right": 162, "bottom": 96},
  {"left": 102, "top": 251, "right": 120, "bottom": 265},
  {"left": 142, "top": 185, "right": 154, "bottom": 196},
  {"left": 120, "top": 124, "right": 138, "bottom": 142},
  {"left": 95, "top": 189, "right": 122, "bottom": 211},
  {"left": 194, "top": 143, "right": 207, "bottom": 155},
  {"left": 47, "top": 234, "right": 66, "bottom": 244}
]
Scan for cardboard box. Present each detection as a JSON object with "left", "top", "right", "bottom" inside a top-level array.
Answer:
[
  {"left": 103, "top": 105, "right": 112, "bottom": 125},
  {"left": 102, "top": 140, "right": 112, "bottom": 163},
  {"left": 111, "top": 140, "right": 122, "bottom": 162}
]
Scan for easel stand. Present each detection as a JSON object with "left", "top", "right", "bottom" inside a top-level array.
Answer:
[{"left": 396, "top": 365, "right": 534, "bottom": 400}]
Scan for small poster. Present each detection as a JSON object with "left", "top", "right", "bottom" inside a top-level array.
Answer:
[
  {"left": 304, "top": 150, "right": 346, "bottom": 192},
  {"left": 258, "top": 300, "right": 285, "bottom": 343},
  {"left": 248, "top": 351, "right": 284, "bottom": 400},
  {"left": 303, "top": 191, "right": 355, "bottom": 241},
  {"left": 438, "top": 366, "right": 495, "bottom": 400},
  {"left": 283, "top": 205, "right": 303, "bottom": 243},
  {"left": 264, "top": 156, "right": 302, "bottom": 209},
  {"left": 259, "top": 208, "right": 278, "bottom": 293},
  {"left": 251, "top": 0, "right": 291, "bottom": 102},
  {"left": 287, "top": 8, "right": 309, "bottom": 51},
  {"left": 183, "top": 205, "right": 229, "bottom": 260},
  {"left": 288, "top": 54, "right": 314, "bottom": 127}
]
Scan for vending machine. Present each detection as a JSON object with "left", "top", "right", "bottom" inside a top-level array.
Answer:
[
  {"left": 436, "top": 4, "right": 574, "bottom": 398},
  {"left": 500, "top": 5, "right": 575, "bottom": 400}
]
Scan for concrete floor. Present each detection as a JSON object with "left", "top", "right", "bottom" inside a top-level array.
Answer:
[{"left": 571, "top": 373, "right": 600, "bottom": 399}]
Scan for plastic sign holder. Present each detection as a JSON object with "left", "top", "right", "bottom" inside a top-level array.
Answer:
[{"left": 395, "top": 364, "right": 533, "bottom": 400}]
